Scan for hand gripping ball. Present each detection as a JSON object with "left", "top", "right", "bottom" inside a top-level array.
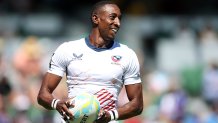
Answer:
[{"left": 69, "top": 93, "right": 101, "bottom": 123}]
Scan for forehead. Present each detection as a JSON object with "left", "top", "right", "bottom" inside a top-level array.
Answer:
[{"left": 99, "top": 4, "right": 121, "bottom": 15}]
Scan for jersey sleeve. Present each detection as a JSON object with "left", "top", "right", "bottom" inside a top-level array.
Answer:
[
  {"left": 47, "top": 42, "right": 68, "bottom": 77},
  {"left": 123, "top": 50, "right": 141, "bottom": 85}
]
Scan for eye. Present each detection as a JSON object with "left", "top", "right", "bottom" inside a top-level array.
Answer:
[
  {"left": 109, "top": 15, "right": 116, "bottom": 20},
  {"left": 118, "top": 15, "right": 122, "bottom": 20}
]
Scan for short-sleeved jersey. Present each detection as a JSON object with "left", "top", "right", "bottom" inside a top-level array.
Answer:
[{"left": 48, "top": 37, "right": 141, "bottom": 111}]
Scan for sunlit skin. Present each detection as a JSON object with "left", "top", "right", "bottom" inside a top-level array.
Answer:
[{"left": 89, "top": 4, "right": 121, "bottom": 48}]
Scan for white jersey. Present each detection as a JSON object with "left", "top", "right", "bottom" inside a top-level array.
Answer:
[{"left": 48, "top": 37, "right": 141, "bottom": 111}]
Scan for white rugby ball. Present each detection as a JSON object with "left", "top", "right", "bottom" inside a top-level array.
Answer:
[{"left": 68, "top": 93, "right": 100, "bottom": 123}]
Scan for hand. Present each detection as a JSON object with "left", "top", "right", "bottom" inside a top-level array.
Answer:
[
  {"left": 95, "top": 109, "right": 111, "bottom": 123},
  {"left": 56, "top": 98, "right": 75, "bottom": 121}
]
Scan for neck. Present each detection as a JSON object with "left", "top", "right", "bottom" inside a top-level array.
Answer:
[{"left": 89, "top": 29, "right": 112, "bottom": 48}]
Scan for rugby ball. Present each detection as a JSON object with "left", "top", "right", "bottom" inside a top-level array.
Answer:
[{"left": 68, "top": 93, "right": 100, "bottom": 123}]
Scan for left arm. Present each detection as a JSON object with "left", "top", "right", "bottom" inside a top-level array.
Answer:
[
  {"left": 116, "top": 83, "right": 143, "bottom": 120},
  {"left": 96, "top": 83, "right": 143, "bottom": 123}
]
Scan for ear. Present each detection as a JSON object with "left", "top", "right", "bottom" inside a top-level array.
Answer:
[{"left": 92, "top": 14, "right": 99, "bottom": 25}]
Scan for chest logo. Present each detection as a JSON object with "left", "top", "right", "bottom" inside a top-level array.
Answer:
[
  {"left": 111, "top": 55, "right": 122, "bottom": 62},
  {"left": 72, "top": 53, "right": 83, "bottom": 60}
]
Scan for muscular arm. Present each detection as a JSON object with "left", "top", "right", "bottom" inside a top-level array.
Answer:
[
  {"left": 96, "top": 83, "right": 143, "bottom": 123},
  {"left": 37, "top": 72, "right": 62, "bottom": 109},
  {"left": 117, "top": 83, "right": 143, "bottom": 120}
]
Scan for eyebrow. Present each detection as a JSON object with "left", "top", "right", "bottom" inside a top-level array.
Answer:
[{"left": 110, "top": 13, "right": 122, "bottom": 19}]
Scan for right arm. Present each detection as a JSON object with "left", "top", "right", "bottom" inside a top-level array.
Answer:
[
  {"left": 38, "top": 42, "right": 73, "bottom": 120},
  {"left": 37, "top": 72, "right": 62, "bottom": 109},
  {"left": 37, "top": 72, "right": 74, "bottom": 120},
  {"left": 37, "top": 42, "right": 67, "bottom": 109}
]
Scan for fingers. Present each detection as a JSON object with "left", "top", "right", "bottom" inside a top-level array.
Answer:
[
  {"left": 59, "top": 110, "right": 70, "bottom": 121},
  {"left": 98, "top": 109, "right": 106, "bottom": 119},
  {"left": 56, "top": 100, "right": 74, "bottom": 121},
  {"left": 65, "top": 99, "right": 75, "bottom": 108},
  {"left": 95, "top": 109, "right": 110, "bottom": 123},
  {"left": 62, "top": 113, "right": 71, "bottom": 122},
  {"left": 62, "top": 107, "right": 74, "bottom": 121}
]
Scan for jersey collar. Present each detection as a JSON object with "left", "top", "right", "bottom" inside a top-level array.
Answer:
[{"left": 85, "top": 36, "right": 116, "bottom": 52}]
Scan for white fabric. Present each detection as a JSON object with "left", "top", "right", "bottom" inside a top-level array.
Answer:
[{"left": 48, "top": 37, "right": 141, "bottom": 110}]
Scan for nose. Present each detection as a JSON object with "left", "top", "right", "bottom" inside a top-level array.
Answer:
[{"left": 114, "top": 17, "right": 120, "bottom": 27}]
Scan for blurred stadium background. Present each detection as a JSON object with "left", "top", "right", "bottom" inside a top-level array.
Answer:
[{"left": 1, "top": 0, "right": 218, "bottom": 123}]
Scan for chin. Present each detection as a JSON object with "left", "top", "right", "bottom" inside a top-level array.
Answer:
[{"left": 107, "top": 35, "right": 116, "bottom": 41}]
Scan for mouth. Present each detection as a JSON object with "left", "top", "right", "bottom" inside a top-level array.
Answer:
[{"left": 111, "top": 28, "right": 118, "bottom": 33}]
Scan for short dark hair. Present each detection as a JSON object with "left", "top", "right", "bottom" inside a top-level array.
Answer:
[{"left": 91, "top": 1, "right": 117, "bottom": 15}]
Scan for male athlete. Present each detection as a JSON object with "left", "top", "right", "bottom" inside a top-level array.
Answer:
[{"left": 37, "top": 1, "right": 143, "bottom": 123}]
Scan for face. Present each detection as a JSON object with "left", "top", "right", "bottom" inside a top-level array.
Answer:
[{"left": 97, "top": 4, "right": 121, "bottom": 41}]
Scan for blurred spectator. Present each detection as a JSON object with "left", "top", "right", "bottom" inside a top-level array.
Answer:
[
  {"left": 0, "top": 54, "right": 11, "bottom": 123},
  {"left": 147, "top": 70, "right": 170, "bottom": 95},
  {"left": 12, "top": 36, "right": 44, "bottom": 102},
  {"left": 158, "top": 75, "right": 187, "bottom": 123},
  {"left": 173, "top": 21, "right": 196, "bottom": 43},
  {"left": 185, "top": 97, "right": 209, "bottom": 123},
  {"left": 9, "top": 36, "right": 46, "bottom": 123},
  {"left": 199, "top": 23, "right": 218, "bottom": 44},
  {"left": 0, "top": 53, "right": 11, "bottom": 96},
  {"left": 205, "top": 112, "right": 218, "bottom": 123},
  {"left": 202, "top": 61, "right": 218, "bottom": 107},
  {"left": 13, "top": 36, "right": 43, "bottom": 77},
  {"left": 202, "top": 61, "right": 218, "bottom": 123}
]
